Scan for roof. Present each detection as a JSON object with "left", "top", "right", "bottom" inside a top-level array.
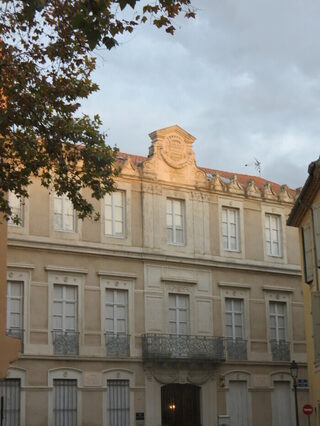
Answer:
[
  {"left": 117, "top": 152, "right": 296, "bottom": 196},
  {"left": 287, "top": 157, "right": 320, "bottom": 227}
]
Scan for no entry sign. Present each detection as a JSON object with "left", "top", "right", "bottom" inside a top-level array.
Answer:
[{"left": 303, "top": 404, "right": 313, "bottom": 416}]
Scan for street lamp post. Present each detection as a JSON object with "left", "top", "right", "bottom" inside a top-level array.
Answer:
[{"left": 290, "top": 360, "right": 300, "bottom": 426}]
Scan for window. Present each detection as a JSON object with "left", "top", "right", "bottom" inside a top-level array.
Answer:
[
  {"left": 222, "top": 207, "right": 239, "bottom": 251},
  {"left": 225, "top": 298, "right": 243, "bottom": 339},
  {"left": 302, "top": 222, "right": 314, "bottom": 283},
  {"left": 269, "top": 301, "right": 286, "bottom": 341},
  {"left": 0, "top": 379, "right": 21, "bottom": 426},
  {"left": 53, "top": 285, "right": 78, "bottom": 355},
  {"left": 105, "top": 289, "right": 128, "bottom": 335},
  {"left": 54, "top": 194, "right": 75, "bottom": 232},
  {"left": 169, "top": 294, "right": 189, "bottom": 335},
  {"left": 6, "top": 281, "right": 24, "bottom": 345},
  {"left": 225, "top": 298, "right": 247, "bottom": 360},
  {"left": 105, "top": 289, "right": 129, "bottom": 356},
  {"left": 107, "top": 380, "right": 130, "bottom": 426},
  {"left": 8, "top": 192, "right": 23, "bottom": 226},
  {"left": 269, "top": 301, "right": 289, "bottom": 361},
  {"left": 265, "top": 214, "right": 281, "bottom": 257},
  {"left": 104, "top": 191, "right": 125, "bottom": 237},
  {"left": 167, "top": 199, "right": 185, "bottom": 245},
  {"left": 53, "top": 379, "right": 77, "bottom": 426}
]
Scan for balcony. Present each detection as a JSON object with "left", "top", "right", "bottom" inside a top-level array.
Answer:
[
  {"left": 142, "top": 334, "right": 225, "bottom": 362},
  {"left": 225, "top": 338, "right": 247, "bottom": 361},
  {"left": 6, "top": 328, "right": 24, "bottom": 353},
  {"left": 271, "top": 339, "right": 290, "bottom": 361},
  {"left": 106, "top": 333, "right": 130, "bottom": 357},
  {"left": 52, "top": 330, "right": 79, "bottom": 355}
]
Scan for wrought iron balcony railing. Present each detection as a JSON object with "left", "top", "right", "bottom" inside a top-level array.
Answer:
[
  {"left": 142, "top": 334, "right": 225, "bottom": 362},
  {"left": 225, "top": 338, "right": 247, "bottom": 361},
  {"left": 6, "top": 328, "right": 24, "bottom": 353},
  {"left": 271, "top": 339, "right": 290, "bottom": 361},
  {"left": 52, "top": 330, "right": 79, "bottom": 355},
  {"left": 106, "top": 333, "right": 130, "bottom": 357}
]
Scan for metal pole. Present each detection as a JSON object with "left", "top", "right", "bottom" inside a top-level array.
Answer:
[
  {"left": 0, "top": 395, "right": 3, "bottom": 426},
  {"left": 293, "top": 377, "right": 300, "bottom": 426}
]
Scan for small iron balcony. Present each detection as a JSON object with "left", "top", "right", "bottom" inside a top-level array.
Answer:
[
  {"left": 52, "top": 330, "right": 79, "bottom": 355},
  {"left": 142, "top": 334, "right": 225, "bottom": 362},
  {"left": 106, "top": 333, "right": 130, "bottom": 357},
  {"left": 271, "top": 339, "right": 290, "bottom": 361},
  {"left": 225, "top": 338, "right": 247, "bottom": 361},
  {"left": 7, "top": 328, "right": 24, "bottom": 353}
]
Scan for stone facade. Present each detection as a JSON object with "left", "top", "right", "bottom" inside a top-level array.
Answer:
[
  {"left": 3, "top": 125, "right": 309, "bottom": 426},
  {"left": 288, "top": 157, "right": 320, "bottom": 426}
]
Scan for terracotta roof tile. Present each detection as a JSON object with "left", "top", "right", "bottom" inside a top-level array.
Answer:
[{"left": 117, "top": 152, "right": 295, "bottom": 195}]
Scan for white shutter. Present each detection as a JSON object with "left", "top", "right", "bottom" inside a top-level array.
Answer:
[
  {"left": 0, "top": 379, "right": 21, "bottom": 426},
  {"left": 312, "top": 292, "right": 320, "bottom": 363},
  {"left": 54, "top": 379, "right": 77, "bottom": 426},
  {"left": 228, "top": 381, "right": 249, "bottom": 426},
  {"left": 272, "top": 382, "right": 292, "bottom": 426},
  {"left": 302, "top": 223, "right": 314, "bottom": 283},
  {"left": 107, "top": 380, "right": 130, "bottom": 426}
]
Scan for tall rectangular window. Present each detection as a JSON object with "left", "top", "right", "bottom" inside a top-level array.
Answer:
[
  {"left": 265, "top": 214, "right": 281, "bottom": 257},
  {"left": 104, "top": 191, "right": 125, "bottom": 237},
  {"left": 53, "top": 285, "right": 77, "bottom": 332},
  {"left": 105, "top": 289, "right": 128, "bottom": 335},
  {"left": 222, "top": 207, "right": 239, "bottom": 251},
  {"left": 54, "top": 194, "right": 75, "bottom": 232},
  {"left": 8, "top": 192, "right": 23, "bottom": 226},
  {"left": 169, "top": 294, "right": 189, "bottom": 335},
  {"left": 269, "top": 301, "right": 286, "bottom": 341},
  {"left": 225, "top": 298, "right": 244, "bottom": 339},
  {"left": 167, "top": 199, "right": 185, "bottom": 245},
  {"left": 0, "top": 379, "right": 21, "bottom": 426},
  {"left": 6, "top": 281, "right": 23, "bottom": 335},
  {"left": 107, "top": 379, "right": 130, "bottom": 426},
  {"left": 53, "top": 285, "right": 78, "bottom": 355},
  {"left": 53, "top": 379, "right": 77, "bottom": 426}
]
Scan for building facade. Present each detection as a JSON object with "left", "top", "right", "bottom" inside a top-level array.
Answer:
[
  {"left": 2, "top": 125, "right": 309, "bottom": 426},
  {"left": 288, "top": 156, "right": 320, "bottom": 426}
]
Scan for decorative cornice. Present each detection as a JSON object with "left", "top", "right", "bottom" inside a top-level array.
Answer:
[
  {"left": 8, "top": 237, "right": 302, "bottom": 277},
  {"left": 161, "top": 277, "right": 197, "bottom": 285},
  {"left": 263, "top": 285, "right": 294, "bottom": 293},
  {"left": 97, "top": 271, "right": 137, "bottom": 279},
  {"left": 7, "top": 263, "right": 35, "bottom": 270},
  {"left": 218, "top": 282, "right": 251, "bottom": 289},
  {"left": 44, "top": 265, "right": 88, "bottom": 274}
]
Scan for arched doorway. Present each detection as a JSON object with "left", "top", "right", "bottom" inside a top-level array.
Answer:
[{"left": 161, "top": 383, "right": 201, "bottom": 426}]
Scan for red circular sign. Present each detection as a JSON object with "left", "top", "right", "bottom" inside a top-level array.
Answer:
[{"left": 303, "top": 404, "right": 313, "bottom": 416}]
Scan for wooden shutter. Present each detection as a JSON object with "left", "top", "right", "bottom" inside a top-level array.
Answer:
[
  {"left": 302, "top": 223, "right": 314, "bottom": 284},
  {"left": 313, "top": 204, "right": 320, "bottom": 267},
  {"left": 312, "top": 292, "right": 320, "bottom": 364}
]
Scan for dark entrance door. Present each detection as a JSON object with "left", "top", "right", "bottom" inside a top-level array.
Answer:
[{"left": 161, "top": 383, "right": 201, "bottom": 426}]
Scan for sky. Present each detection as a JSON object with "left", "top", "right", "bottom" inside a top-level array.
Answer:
[{"left": 81, "top": 0, "right": 320, "bottom": 189}]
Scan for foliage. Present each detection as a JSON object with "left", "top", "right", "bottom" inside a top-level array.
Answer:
[{"left": 0, "top": 0, "right": 194, "bottom": 221}]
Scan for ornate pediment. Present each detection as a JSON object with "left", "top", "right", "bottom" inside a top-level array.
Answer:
[
  {"left": 142, "top": 125, "right": 207, "bottom": 186},
  {"left": 227, "top": 175, "right": 245, "bottom": 195},
  {"left": 263, "top": 182, "right": 277, "bottom": 201},
  {"left": 120, "top": 157, "right": 139, "bottom": 177},
  {"left": 210, "top": 174, "right": 225, "bottom": 192},
  {"left": 278, "top": 184, "right": 294, "bottom": 203},
  {"left": 246, "top": 179, "right": 261, "bottom": 198}
]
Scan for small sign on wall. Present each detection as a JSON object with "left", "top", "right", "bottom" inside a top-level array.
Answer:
[{"left": 136, "top": 412, "right": 144, "bottom": 426}]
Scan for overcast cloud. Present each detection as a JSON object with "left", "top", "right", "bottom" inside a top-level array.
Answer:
[{"left": 81, "top": 0, "right": 320, "bottom": 188}]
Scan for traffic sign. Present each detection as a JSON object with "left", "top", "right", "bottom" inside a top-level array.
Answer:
[{"left": 303, "top": 404, "right": 313, "bottom": 416}]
